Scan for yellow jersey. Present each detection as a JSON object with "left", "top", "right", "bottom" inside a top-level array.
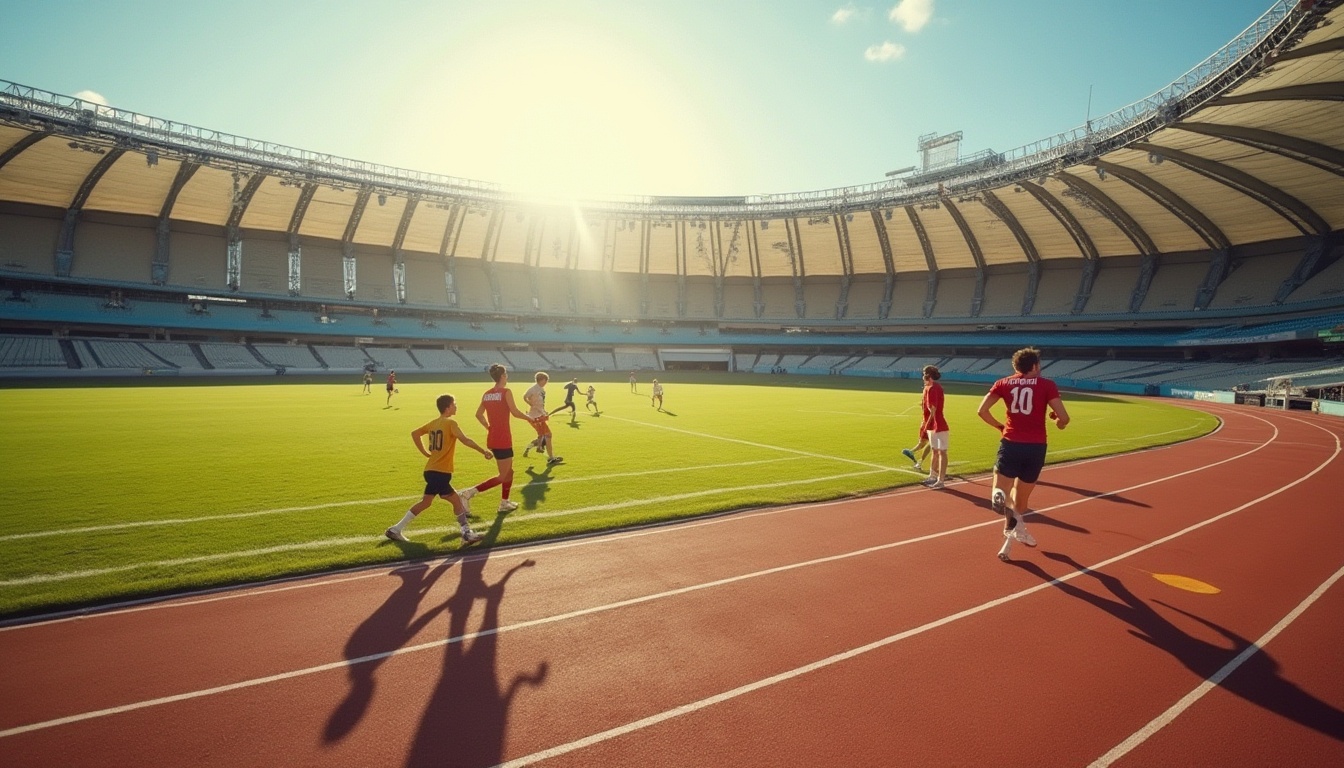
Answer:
[{"left": 413, "top": 416, "right": 460, "bottom": 473}]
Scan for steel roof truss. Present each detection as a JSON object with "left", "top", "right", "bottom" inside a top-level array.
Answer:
[{"left": 1095, "top": 160, "right": 1231, "bottom": 250}]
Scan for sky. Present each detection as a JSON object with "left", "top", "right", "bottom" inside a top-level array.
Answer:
[{"left": 1, "top": 0, "right": 1277, "bottom": 199}]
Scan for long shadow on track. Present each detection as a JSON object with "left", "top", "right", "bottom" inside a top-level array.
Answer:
[{"left": 1011, "top": 551, "right": 1344, "bottom": 742}]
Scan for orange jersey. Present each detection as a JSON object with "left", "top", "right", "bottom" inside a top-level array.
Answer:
[{"left": 413, "top": 416, "right": 460, "bottom": 473}]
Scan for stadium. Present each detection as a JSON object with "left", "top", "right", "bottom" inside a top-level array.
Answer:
[{"left": 2, "top": 1, "right": 1343, "bottom": 766}]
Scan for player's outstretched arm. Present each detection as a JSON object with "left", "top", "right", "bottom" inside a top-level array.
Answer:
[{"left": 450, "top": 421, "right": 493, "bottom": 459}]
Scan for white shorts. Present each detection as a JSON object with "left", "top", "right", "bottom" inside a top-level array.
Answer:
[{"left": 926, "top": 431, "right": 950, "bottom": 450}]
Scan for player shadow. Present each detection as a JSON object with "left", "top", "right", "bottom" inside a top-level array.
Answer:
[
  {"left": 322, "top": 559, "right": 457, "bottom": 743},
  {"left": 565, "top": 418, "right": 583, "bottom": 430},
  {"left": 1011, "top": 552, "right": 1344, "bottom": 742},
  {"left": 1022, "top": 511, "right": 1089, "bottom": 534},
  {"left": 1034, "top": 480, "right": 1150, "bottom": 508},
  {"left": 657, "top": 409, "right": 678, "bottom": 417},
  {"left": 405, "top": 552, "right": 545, "bottom": 767},
  {"left": 518, "top": 465, "right": 554, "bottom": 510}
]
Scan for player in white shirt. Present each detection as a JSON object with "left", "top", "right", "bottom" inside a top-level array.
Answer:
[
  {"left": 651, "top": 379, "right": 664, "bottom": 411},
  {"left": 522, "top": 372, "right": 562, "bottom": 464}
]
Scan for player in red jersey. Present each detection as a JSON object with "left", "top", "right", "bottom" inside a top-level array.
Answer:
[
  {"left": 458, "top": 364, "right": 536, "bottom": 514},
  {"left": 977, "top": 347, "right": 1070, "bottom": 561},
  {"left": 919, "top": 365, "right": 951, "bottom": 489}
]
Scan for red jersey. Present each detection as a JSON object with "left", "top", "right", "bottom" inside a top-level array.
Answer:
[
  {"left": 922, "top": 381, "right": 949, "bottom": 433},
  {"left": 989, "top": 375, "right": 1060, "bottom": 444},
  {"left": 480, "top": 385, "right": 513, "bottom": 449}
]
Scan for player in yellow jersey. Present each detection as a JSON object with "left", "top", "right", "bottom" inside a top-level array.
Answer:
[{"left": 385, "top": 393, "right": 495, "bottom": 544}]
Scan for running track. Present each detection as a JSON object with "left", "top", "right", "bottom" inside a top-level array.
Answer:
[{"left": 1, "top": 401, "right": 1341, "bottom": 767}]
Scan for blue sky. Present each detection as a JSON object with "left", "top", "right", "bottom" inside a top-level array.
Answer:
[{"left": 1, "top": 0, "right": 1275, "bottom": 198}]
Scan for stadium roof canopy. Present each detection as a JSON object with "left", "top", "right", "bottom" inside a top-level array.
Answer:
[{"left": 0, "top": 0, "right": 1342, "bottom": 278}]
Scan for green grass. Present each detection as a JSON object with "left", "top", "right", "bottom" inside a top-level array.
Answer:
[{"left": 0, "top": 373, "right": 1218, "bottom": 617}]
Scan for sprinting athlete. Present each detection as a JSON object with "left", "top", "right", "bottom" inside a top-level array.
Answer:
[
  {"left": 523, "top": 372, "right": 562, "bottom": 465},
  {"left": 585, "top": 384, "right": 599, "bottom": 414},
  {"left": 550, "top": 378, "right": 580, "bottom": 419},
  {"left": 384, "top": 393, "right": 493, "bottom": 544},
  {"left": 977, "top": 347, "right": 1070, "bottom": 561},
  {"left": 459, "top": 364, "right": 535, "bottom": 514}
]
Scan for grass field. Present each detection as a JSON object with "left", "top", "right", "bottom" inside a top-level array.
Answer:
[{"left": 0, "top": 373, "right": 1219, "bottom": 617}]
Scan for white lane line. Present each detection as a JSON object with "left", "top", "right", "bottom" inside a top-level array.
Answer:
[
  {"left": 1087, "top": 561, "right": 1344, "bottom": 768},
  {"left": 496, "top": 417, "right": 1340, "bottom": 768},
  {"left": 0, "top": 458, "right": 808, "bottom": 543},
  {"left": 0, "top": 412, "right": 1313, "bottom": 739},
  {"left": 0, "top": 467, "right": 898, "bottom": 588},
  {"left": 0, "top": 433, "right": 1204, "bottom": 631}
]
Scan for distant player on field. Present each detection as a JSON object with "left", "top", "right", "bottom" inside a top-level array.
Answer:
[
  {"left": 523, "top": 372, "right": 562, "bottom": 465},
  {"left": 977, "top": 347, "right": 1070, "bottom": 561},
  {"left": 585, "top": 384, "right": 599, "bottom": 414},
  {"left": 550, "top": 378, "right": 580, "bottom": 420},
  {"left": 362, "top": 370, "right": 373, "bottom": 394},
  {"left": 459, "top": 363, "right": 536, "bottom": 514},
  {"left": 651, "top": 379, "right": 664, "bottom": 410},
  {"left": 386, "top": 371, "right": 398, "bottom": 407},
  {"left": 629, "top": 371, "right": 637, "bottom": 393},
  {"left": 384, "top": 393, "right": 493, "bottom": 544}
]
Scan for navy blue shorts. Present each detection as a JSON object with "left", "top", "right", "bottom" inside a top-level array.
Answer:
[
  {"left": 422, "top": 471, "right": 455, "bottom": 497},
  {"left": 995, "top": 440, "right": 1048, "bottom": 484},
  {"left": 490, "top": 447, "right": 514, "bottom": 460}
]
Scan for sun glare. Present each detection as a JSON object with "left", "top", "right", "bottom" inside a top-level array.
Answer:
[{"left": 427, "top": 25, "right": 729, "bottom": 199}]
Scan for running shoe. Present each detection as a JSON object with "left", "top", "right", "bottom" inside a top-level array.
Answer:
[
  {"left": 991, "top": 488, "right": 1007, "bottom": 516},
  {"left": 497, "top": 499, "right": 519, "bottom": 513},
  {"left": 385, "top": 528, "right": 409, "bottom": 543},
  {"left": 461, "top": 528, "right": 484, "bottom": 544},
  {"left": 913, "top": 463, "right": 924, "bottom": 473},
  {"left": 927, "top": 480, "right": 946, "bottom": 490},
  {"left": 920, "top": 476, "right": 937, "bottom": 486},
  {"left": 997, "top": 536, "right": 1012, "bottom": 562},
  {"left": 547, "top": 456, "right": 564, "bottom": 465},
  {"left": 459, "top": 487, "right": 478, "bottom": 503},
  {"left": 1013, "top": 523, "right": 1037, "bottom": 547}
]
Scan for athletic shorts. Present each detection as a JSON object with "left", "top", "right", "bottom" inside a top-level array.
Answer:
[
  {"left": 531, "top": 418, "right": 552, "bottom": 437},
  {"left": 927, "top": 430, "right": 950, "bottom": 451},
  {"left": 387, "top": 384, "right": 395, "bottom": 392},
  {"left": 490, "top": 447, "right": 514, "bottom": 460},
  {"left": 995, "top": 440, "right": 1048, "bottom": 484},
  {"left": 422, "top": 470, "right": 455, "bottom": 497}
]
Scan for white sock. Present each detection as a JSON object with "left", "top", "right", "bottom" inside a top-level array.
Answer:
[{"left": 391, "top": 511, "right": 416, "bottom": 532}]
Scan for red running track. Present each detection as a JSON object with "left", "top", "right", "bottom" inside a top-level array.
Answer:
[{"left": 1, "top": 401, "right": 1341, "bottom": 767}]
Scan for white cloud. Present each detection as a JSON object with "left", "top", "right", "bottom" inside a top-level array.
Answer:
[
  {"left": 889, "top": 0, "right": 934, "bottom": 33},
  {"left": 831, "top": 5, "right": 858, "bottom": 24},
  {"left": 864, "top": 41, "right": 907, "bottom": 62},
  {"left": 72, "top": 89, "right": 109, "bottom": 106}
]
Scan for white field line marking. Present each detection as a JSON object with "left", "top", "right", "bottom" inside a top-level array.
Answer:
[
  {"left": 0, "top": 404, "right": 1231, "bottom": 628},
  {"left": 1088, "top": 561, "right": 1344, "bottom": 768},
  {"left": 495, "top": 417, "right": 1340, "bottom": 768},
  {"left": 0, "top": 419, "right": 1224, "bottom": 587},
  {"left": 0, "top": 457, "right": 808, "bottom": 544},
  {"left": 602, "top": 414, "right": 899, "bottom": 472},
  {"left": 0, "top": 412, "right": 1317, "bottom": 740},
  {"left": 0, "top": 468, "right": 897, "bottom": 589}
]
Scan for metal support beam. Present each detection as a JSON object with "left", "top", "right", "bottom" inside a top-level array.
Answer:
[
  {"left": 54, "top": 147, "right": 124, "bottom": 277},
  {"left": 870, "top": 210, "right": 896, "bottom": 319},
  {"left": 1133, "top": 142, "right": 1330, "bottom": 236},
  {"left": 1074, "top": 257, "right": 1098, "bottom": 314},
  {"left": 1022, "top": 261, "right": 1040, "bottom": 315},
  {"left": 1172, "top": 123, "right": 1344, "bottom": 177},
  {"left": 0, "top": 131, "right": 47, "bottom": 172},
  {"left": 152, "top": 161, "right": 199, "bottom": 285},
  {"left": 1096, "top": 161, "right": 1231, "bottom": 251},
  {"left": 1131, "top": 254, "right": 1158, "bottom": 312},
  {"left": 390, "top": 197, "right": 419, "bottom": 304},
  {"left": 1209, "top": 81, "right": 1344, "bottom": 106},
  {"left": 1276, "top": 233, "right": 1340, "bottom": 303},
  {"left": 1195, "top": 249, "right": 1232, "bottom": 309},
  {"left": 786, "top": 218, "right": 805, "bottom": 318},
  {"left": 1053, "top": 173, "right": 1158, "bottom": 258},
  {"left": 942, "top": 199, "right": 985, "bottom": 316},
  {"left": 905, "top": 207, "right": 938, "bottom": 317},
  {"left": 834, "top": 216, "right": 855, "bottom": 319}
]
